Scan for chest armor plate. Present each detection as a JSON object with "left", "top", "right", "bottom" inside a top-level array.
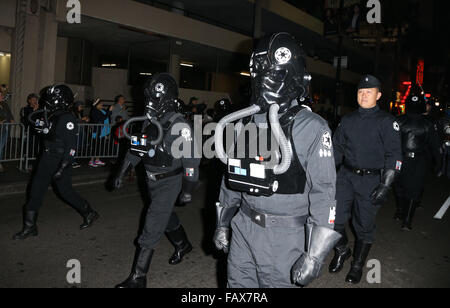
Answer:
[
  {"left": 129, "top": 114, "right": 181, "bottom": 168},
  {"left": 226, "top": 106, "right": 307, "bottom": 197},
  {"left": 44, "top": 111, "right": 67, "bottom": 147}
]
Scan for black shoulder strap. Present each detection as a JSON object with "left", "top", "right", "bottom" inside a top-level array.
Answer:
[
  {"left": 280, "top": 105, "right": 306, "bottom": 126},
  {"left": 163, "top": 113, "right": 185, "bottom": 130},
  {"left": 242, "top": 115, "right": 253, "bottom": 125}
]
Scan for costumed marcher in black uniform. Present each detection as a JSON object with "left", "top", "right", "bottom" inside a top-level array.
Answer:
[
  {"left": 394, "top": 92, "right": 442, "bottom": 230},
  {"left": 213, "top": 98, "right": 233, "bottom": 122},
  {"left": 438, "top": 104, "right": 450, "bottom": 179},
  {"left": 114, "top": 73, "right": 200, "bottom": 288},
  {"left": 329, "top": 75, "right": 403, "bottom": 283},
  {"left": 13, "top": 85, "right": 99, "bottom": 240},
  {"left": 213, "top": 33, "right": 341, "bottom": 288}
]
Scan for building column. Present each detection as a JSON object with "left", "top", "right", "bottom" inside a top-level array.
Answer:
[
  {"left": 35, "top": 10, "right": 58, "bottom": 91},
  {"left": 253, "top": 0, "right": 262, "bottom": 39},
  {"left": 169, "top": 53, "right": 180, "bottom": 87},
  {"left": 10, "top": 3, "right": 58, "bottom": 120}
]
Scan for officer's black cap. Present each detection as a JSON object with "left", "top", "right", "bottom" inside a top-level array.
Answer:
[{"left": 358, "top": 75, "right": 381, "bottom": 90}]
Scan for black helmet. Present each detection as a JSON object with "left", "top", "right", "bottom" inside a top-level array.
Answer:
[
  {"left": 214, "top": 98, "right": 232, "bottom": 113},
  {"left": 445, "top": 102, "right": 450, "bottom": 118},
  {"left": 39, "top": 84, "right": 74, "bottom": 112},
  {"left": 175, "top": 98, "right": 187, "bottom": 114},
  {"left": 143, "top": 73, "right": 179, "bottom": 118},
  {"left": 405, "top": 91, "right": 426, "bottom": 114},
  {"left": 250, "top": 33, "right": 311, "bottom": 114}
]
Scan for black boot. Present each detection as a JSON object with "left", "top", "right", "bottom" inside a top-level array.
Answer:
[
  {"left": 329, "top": 229, "right": 352, "bottom": 273},
  {"left": 345, "top": 240, "right": 372, "bottom": 284},
  {"left": 79, "top": 202, "right": 99, "bottom": 230},
  {"left": 115, "top": 248, "right": 154, "bottom": 288},
  {"left": 402, "top": 199, "right": 417, "bottom": 231},
  {"left": 13, "top": 210, "right": 38, "bottom": 240},
  {"left": 393, "top": 197, "right": 405, "bottom": 221},
  {"left": 166, "top": 225, "right": 193, "bottom": 265}
]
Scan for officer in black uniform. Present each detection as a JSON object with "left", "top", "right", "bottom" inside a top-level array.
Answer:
[
  {"left": 13, "top": 85, "right": 99, "bottom": 240},
  {"left": 213, "top": 33, "right": 341, "bottom": 288},
  {"left": 394, "top": 92, "right": 442, "bottom": 230},
  {"left": 114, "top": 73, "right": 200, "bottom": 288},
  {"left": 329, "top": 75, "right": 402, "bottom": 283}
]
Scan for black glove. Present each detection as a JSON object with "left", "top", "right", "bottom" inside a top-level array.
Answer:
[
  {"left": 214, "top": 227, "right": 230, "bottom": 253},
  {"left": 178, "top": 192, "right": 192, "bottom": 204},
  {"left": 213, "top": 202, "right": 239, "bottom": 253},
  {"left": 53, "top": 161, "right": 70, "bottom": 181},
  {"left": 291, "top": 224, "right": 341, "bottom": 287},
  {"left": 113, "top": 160, "right": 131, "bottom": 190},
  {"left": 178, "top": 178, "right": 197, "bottom": 204},
  {"left": 181, "top": 178, "right": 197, "bottom": 194},
  {"left": 370, "top": 169, "right": 397, "bottom": 205}
]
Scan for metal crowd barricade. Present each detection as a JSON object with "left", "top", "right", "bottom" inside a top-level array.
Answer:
[
  {"left": 21, "top": 123, "right": 120, "bottom": 171},
  {"left": 76, "top": 123, "right": 119, "bottom": 160},
  {"left": 0, "top": 123, "right": 26, "bottom": 170},
  {"left": 23, "top": 126, "right": 43, "bottom": 171}
]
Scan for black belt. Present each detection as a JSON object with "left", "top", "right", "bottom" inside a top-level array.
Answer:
[
  {"left": 146, "top": 167, "right": 182, "bottom": 181},
  {"left": 240, "top": 203, "right": 308, "bottom": 228},
  {"left": 44, "top": 147, "right": 64, "bottom": 154},
  {"left": 344, "top": 164, "right": 381, "bottom": 176}
]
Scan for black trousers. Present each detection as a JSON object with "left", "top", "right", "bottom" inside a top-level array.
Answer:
[
  {"left": 395, "top": 155, "right": 427, "bottom": 201},
  {"left": 137, "top": 173, "right": 183, "bottom": 249},
  {"left": 25, "top": 151, "right": 86, "bottom": 212},
  {"left": 445, "top": 145, "right": 450, "bottom": 179},
  {"left": 335, "top": 168, "right": 381, "bottom": 243}
]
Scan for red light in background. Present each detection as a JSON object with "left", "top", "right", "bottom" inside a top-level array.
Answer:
[
  {"left": 401, "top": 84, "right": 412, "bottom": 103},
  {"left": 402, "top": 81, "right": 412, "bottom": 85},
  {"left": 416, "top": 59, "right": 424, "bottom": 85},
  {"left": 425, "top": 94, "right": 431, "bottom": 98}
]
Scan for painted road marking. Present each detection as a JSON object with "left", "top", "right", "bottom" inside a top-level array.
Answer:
[{"left": 434, "top": 195, "right": 450, "bottom": 219}]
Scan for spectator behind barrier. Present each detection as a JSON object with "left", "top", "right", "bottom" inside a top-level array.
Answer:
[
  {"left": 20, "top": 93, "right": 40, "bottom": 171},
  {"left": 89, "top": 99, "right": 112, "bottom": 167},
  {"left": 0, "top": 91, "right": 15, "bottom": 173},
  {"left": 111, "top": 95, "right": 129, "bottom": 125}
]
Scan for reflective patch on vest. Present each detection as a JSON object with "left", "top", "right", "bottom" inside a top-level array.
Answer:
[
  {"left": 70, "top": 149, "right": 76, "bottom": 157},
  {"left": 329, "top": 206, "right": 336, "bottom": 224},
  {"left": 185, "top": 168, "right": 194, "bottom": 177},
  {"left": 396, "top": 160, "right": 403, "bottom": 171}
]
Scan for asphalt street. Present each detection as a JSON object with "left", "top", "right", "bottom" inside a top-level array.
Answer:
[{"left": 0, "top": 167, "right": 449, "bottom": 288}]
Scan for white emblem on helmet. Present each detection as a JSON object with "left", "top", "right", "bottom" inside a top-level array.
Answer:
[
  {"left": 412, "top": 96, "right": 419, "bottom": 102},
  {"left": 181, "top": 127, "right": 192, "bottom": 141},
  {"left": 393, "top": 121, "right": 400, "bottom": 131},
  {"left": 155, "top": 83, "right": 165, "bottom": 93},
  {"left": 274, "top": 47, "right": 292, "bottom": 64},
  {"left": 66, "top": 122, "right": 74, "bottom": 130}
]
